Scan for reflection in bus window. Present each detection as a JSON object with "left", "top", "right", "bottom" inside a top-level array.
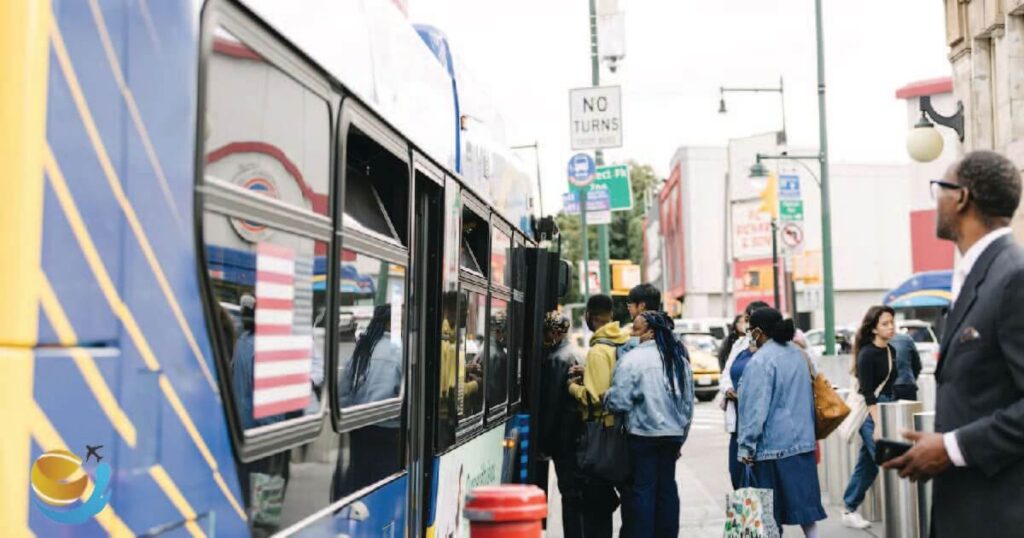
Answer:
[
  {"left": 205, "top": 28, "right": 330, "bottom": 218},
  {"left": 491, "top": 228, "right": 510, "bottom": 288},
  {"left": 336, "top": 249, "right": 405, "bottom": 411},
  {"left": 511, "top": 299, "right": 525, "bottom": 404},
  {"left": 459, "top": 291, "right": 486, "bottom": 419},
  {"left": 204, "top": 230, "right": 327, "bottom": 431},
  {"left": 486, "top": 297, "right": 509, "bottom": 410}
]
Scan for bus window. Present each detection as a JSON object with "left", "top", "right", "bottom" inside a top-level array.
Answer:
[
  {"left": 459, "top": 289, "right": 487, "bottom": 420},
  {"left": 336, "top": 249, "right": 405, "bottom": 411},
  {"left": 491, "top": 227, "right": 510, "bottom": 289},
  {"left": 510, "top": 298, "right": 524, "bottom": 405},
  {"left": 486, "top": 296, "right": 509, "bottom": 412},
  {"left": 437, "top": 181, "right": 462, "bottom": 451},
  {"left": 203, "top": 231, "right": 328, "bottom": 432},
  {"left": 342, "top": 126, "right": 409, "bottom": 246},
  {"left": 204, "top": 27, "right": 330, "bottom": 218},
  {"left": 461, "top": 207, "right": 488, "bottom": 278}
]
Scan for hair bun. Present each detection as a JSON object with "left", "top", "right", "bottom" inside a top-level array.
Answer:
[{"left": 771, "top": 318, "right": 796, "bottom": 344}]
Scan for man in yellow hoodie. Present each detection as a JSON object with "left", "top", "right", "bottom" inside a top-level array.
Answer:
[
  {"left": 566, "top": 294, "right": 627, "bottom": 538},
  {"left": 569, "top": 294, "right": 629, "bottom": 423}
]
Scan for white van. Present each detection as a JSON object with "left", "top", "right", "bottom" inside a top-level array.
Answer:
[{"left": 673, "top": 317, "right": 733, "bottom": 343}]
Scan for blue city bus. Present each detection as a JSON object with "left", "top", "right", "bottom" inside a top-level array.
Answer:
[{"left": 1, "top": 1, "right": 565, "bottom": 535}]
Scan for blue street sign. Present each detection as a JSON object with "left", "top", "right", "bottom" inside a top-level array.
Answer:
[
  {"left": 562, "top": 189, "right": 610, "bottom": 214},
  {"left": 567, "top": 153, "right": 596, "bottom": 187},
  {"left": 778, "top": 174, "right": 801, "bottom": 199}
]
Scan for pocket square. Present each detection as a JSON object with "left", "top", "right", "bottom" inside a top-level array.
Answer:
[{"left": 959, "top": 326, "right": 981, "bottom": 343}]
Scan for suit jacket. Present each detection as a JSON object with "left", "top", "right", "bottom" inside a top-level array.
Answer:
[{"left": 933, "top": 234, "right": 1024, "bottom": 537}]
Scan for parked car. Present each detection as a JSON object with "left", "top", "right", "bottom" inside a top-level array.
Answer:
[
  {"left": 674, "top": 330, "right": 721, "bottom": 401},
  {"left": 804, "top": 326, "right": 855, "bottom": 356},
  {"left": 898, "top": 319, "right": 940, "bottom": 373},
  {"left": 673, "top": 317, "right": 733, "bottom": 343}
]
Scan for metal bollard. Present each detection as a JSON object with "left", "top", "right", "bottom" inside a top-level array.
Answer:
[
  {"left": 914, "top": 412, "right": 935, "bottom": 538},
  {"left": 880, "top": 401, "right": 924, "bottom": 537},
  {"left": 824, "top": 389, "right": 850, "bottom": 505},
  {"left": 917, "top": 373, "right": 936, "bottom": 413}
]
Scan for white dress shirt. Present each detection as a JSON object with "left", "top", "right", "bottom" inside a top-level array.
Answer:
[{"left": 943, "top": 226, "right": 1012, "bottom": 467}]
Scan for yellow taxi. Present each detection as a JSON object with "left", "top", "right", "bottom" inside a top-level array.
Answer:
[{"left": 676, "top": 331, "right": 722, "bottom": 401}]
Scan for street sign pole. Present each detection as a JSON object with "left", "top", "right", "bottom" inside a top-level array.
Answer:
[
  {"left": 771, "top": 219, "right": 780, "bottom": 309},
  {"left": 589, "top": 0, "right": 611, "bottom": 295},
  {"left": 580, "top": 184, "right": 590, "bottom": 300}
]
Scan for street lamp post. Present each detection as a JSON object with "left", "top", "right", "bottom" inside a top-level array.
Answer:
[
  {"left": 814, "top": 0, "right": 837, "bottom": 357},
  {"left": 588, "top": 0, "right": 611, "bottom": 295},
  {"left": 719, "top": 78, "right": 788, "bottom": 145}
]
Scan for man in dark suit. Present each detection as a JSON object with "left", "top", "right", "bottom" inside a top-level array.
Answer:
[{"left": 884, "top": 150, "right": 1024, "bottom": 537}]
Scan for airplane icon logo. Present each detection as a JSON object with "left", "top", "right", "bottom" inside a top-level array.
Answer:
[{"left": 84, "top": 445, "right": 104, "bottom": 463}]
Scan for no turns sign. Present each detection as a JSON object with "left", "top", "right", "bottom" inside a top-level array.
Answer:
[{"left": 569, "top": 86, "right": 623, "bottom": 150}]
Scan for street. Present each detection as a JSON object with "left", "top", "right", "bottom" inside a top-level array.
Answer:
[{"left": 544, "top": 401, "right": 882, "bottom": 537}]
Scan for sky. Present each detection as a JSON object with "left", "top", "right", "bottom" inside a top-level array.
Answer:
[{"left": 407, "top": 0, "right": 952, "bottom": 216}]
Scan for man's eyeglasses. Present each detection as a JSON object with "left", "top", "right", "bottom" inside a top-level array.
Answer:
[{"left": 930, "top": 179, "right": 964, "bottom": 200}]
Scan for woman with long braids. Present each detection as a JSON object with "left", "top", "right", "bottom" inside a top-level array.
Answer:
[
  {"left": 605, "top": 310, "right": 694, "bottom": 538},
  {"left": 333, "top": 303, "right": 403, "bottom": 500},
  {"left": 737, "top": 307, "right": 825, "bottom": 537}
]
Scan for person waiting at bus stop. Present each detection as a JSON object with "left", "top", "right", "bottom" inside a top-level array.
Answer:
[
  {"left": 538, "top": 311, "right": 588, "bottom": 538},
  {"left": 605, "top": 310, "right": 694, "bottom": 538},
  {"left": 567, "top": 294, "right": 628, "bottom": 538},
  {"left": 737, "top": 307, "right": 825, "bottom": 537}
]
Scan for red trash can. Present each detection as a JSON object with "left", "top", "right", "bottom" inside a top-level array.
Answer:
[{"left": 464, "top": 484, "right": 547, "bottom": 538}]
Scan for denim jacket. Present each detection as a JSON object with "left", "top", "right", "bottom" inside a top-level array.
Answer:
[
  {"left": 736, "top": 340, "right": 816, "bottom": 461},
  {"left": 605, "top": 340, "right": 694, "bottom": 439}
]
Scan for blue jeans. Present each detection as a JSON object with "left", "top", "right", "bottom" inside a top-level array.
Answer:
[
  {"left": 842, "top": 407, "right": 886, "bottom": 511},
  {"left": 623, "top": 435, "right": 682, "bottom": 538}
]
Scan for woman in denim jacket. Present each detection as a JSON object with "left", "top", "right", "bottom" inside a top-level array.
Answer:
[
  {"left": 605, "top": 311, "right": 694, "bottom": 538},
  {"left": 737, "top": 308, "right": 825, "bottom": 537}
]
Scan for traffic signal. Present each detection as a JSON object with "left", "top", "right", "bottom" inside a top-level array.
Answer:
[{"left": 758, "top": 172, "right": 779, "bottom": 218}]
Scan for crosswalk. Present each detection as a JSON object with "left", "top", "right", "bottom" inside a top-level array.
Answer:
[{"left": 690, "top": 403, "right": 725, "bottom": 431}]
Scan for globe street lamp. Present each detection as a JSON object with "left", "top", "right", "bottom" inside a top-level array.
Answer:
[{"left": 906, "top": 95, "right": 965, "bottom": 163}]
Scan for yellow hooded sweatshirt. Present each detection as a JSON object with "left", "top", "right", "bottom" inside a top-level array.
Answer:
[{"left": 569, "top": 321, "right": 629, "bottom": 424}]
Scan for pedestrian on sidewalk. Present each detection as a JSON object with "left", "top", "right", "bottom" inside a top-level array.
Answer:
[
  {"left": 567, "top": 294, "right": 628, "bottom": 538},
  {"left": 890, "top": 330, "right": 922, "bottom": 401},
  {"left": 605, "top": 310, "right": 694, "bottom": 538},
  {"left": 737, "top": 307, "right": 825, "bottom": 537},
  {"left": 883, "top": 150, "right": 1024, "bottom": 537},
  {"left": 718, "top": 314, "right": 746, "bottom": 372},
  {"left": 538, "top": 311, "right": 588, "bottom": 538},
  {"left": 716, "top": 300, "right": 770, "bottom": 489},
  {"left": 620, "top": 282, "right": 665, "bottom": 358},
  {"left": 840, "top": 305, "right": 897, "bottom": 529}
]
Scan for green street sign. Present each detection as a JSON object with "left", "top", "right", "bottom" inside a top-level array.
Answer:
[
  {"left": 779, "top": 199, "right": 804, "bottom": 222},
  {"left": 568, "top": 164, "right": 633, "bottom": 212}
]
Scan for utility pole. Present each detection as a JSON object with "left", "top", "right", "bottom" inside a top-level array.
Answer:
[
  {"left": 815, "top": 0, "right": 837, "bottom": 356},
  {"left": 589, "top": 0, "right": 611, "bottom": 295}
]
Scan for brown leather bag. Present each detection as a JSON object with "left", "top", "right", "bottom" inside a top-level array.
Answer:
[{"left": 804, "top": 353, "right": 850, "bottom": 440}]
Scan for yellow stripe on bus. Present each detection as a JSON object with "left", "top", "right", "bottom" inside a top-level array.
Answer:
[
  {"left": 148, "top": 465, "right": 206, "bottom": 538},
  {"left": 38, "top": 272, "right": 138, "bottom": 448},
  {"left": 0, "top": 348, "right": 35, "bottom": 536},
  {"left": 30, "top": 402, "right": 134, "bottom": 537},
  {"left": 44, "top": 147, "right": 245, "bottom": 522},
  {"left": 48, "top": 14, "right": 219, "bottom": 396},
  {"left": 85, "top": 0, "right": 183, "bottom": 231}
]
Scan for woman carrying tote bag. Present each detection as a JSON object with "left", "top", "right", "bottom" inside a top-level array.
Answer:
[{"left": 839, "top": 305, "right": 896, "bottom": 530}]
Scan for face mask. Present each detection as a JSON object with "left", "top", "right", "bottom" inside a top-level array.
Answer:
[{"left": 628, "top": 336, "right": 640, "bottom": 348}]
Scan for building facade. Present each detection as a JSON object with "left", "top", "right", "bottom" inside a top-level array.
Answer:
[{"left": 942, "top": 0, "right": 1024, "bottom": 237}]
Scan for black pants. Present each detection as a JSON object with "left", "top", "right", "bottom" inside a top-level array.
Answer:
[
  {"left": 621, "top": 435, "right": 682, "bottom": 538},
  {"left": 553, "top": 456, "right": 617, "bottom": 538}
]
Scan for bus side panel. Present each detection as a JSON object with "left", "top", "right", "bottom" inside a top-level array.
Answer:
[
  {"left": 32, "top": 1, "right": 248, "bottom": 536},
  {"left": 294, "top": 476, "right": 407, "bottom": 537},
  {"left": 427, "top": 427, "right": 506, "bottom": 538}
]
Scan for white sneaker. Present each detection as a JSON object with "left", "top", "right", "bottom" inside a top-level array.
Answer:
[{"left": 841, "top": 511, "right": 871, "bottom": 529}]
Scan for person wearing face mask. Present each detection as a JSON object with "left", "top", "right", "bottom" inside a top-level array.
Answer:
[
  {"left": 737, "top": 307, "right": 825, "bottom": 538},
  {"left": 719, "top": 314, "right": 747, "bottom": 372},
  {"left": 716, "top": 300, "right": 770, "bottom": 489},
  {"left": 537, "top": 311, "right": 590, "bottom": 538},
  {"left": 605, "top": 310, "right": 694, "bottom": 538}
]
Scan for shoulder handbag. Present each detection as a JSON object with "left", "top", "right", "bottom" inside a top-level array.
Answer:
[
  {"left": 802, "top": 353, "right": 850, "bottom": 440},
  {"left": 576, "top": 396, "right": 632, "bottom": 484},
  {"left": 837, "top": 346, "right": 893, "bottom": 443}
]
